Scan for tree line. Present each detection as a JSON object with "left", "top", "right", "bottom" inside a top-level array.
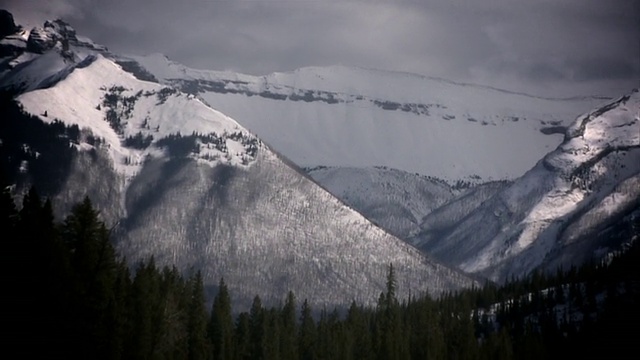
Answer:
[{"left": 1, "top": 187, "right": 638, "bottom": 359}]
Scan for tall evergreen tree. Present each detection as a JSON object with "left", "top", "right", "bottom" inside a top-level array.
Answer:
[
  {"left": 128, "top": 259, "right": 162, "bottom": 359},
  {"left": 298, "top": 299, "right": 316, "bottom": 360},
  {"left": 249, "top": 295, "right": 266, "bottom": 360},
  {"left": 280, "top": 291, "right": 298, "bottom": 360},
  {"left": 379, "top": 263, "right": 405, "bottom": 360},
  {"left": 209, "top": 277, "right": 234, "bottom": 360},
  {"left": 234, "top": 312, "right": 251, "bottom": 360},
  {"left": 346, "top": 300, "right": 373, "bottom": 360},
  {"left": 188, "top": 270, "right": 210, "bottom": 360},
  {"left": 61, "top": 197, "right": 118, "bottom": 359}
]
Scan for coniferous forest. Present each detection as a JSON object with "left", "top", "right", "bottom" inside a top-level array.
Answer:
[{"left": 1, "top": 187, "right": 639, "bottom": 359}]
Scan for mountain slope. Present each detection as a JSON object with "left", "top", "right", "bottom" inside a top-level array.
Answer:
[
  {"left": 306, "top": 166, "right": 458, "bottom": 239},
  {"left": 409, "top": 180, "right": 510, "bottom": 248},
  {"left": 1, "top": 19, "right": 474, "bottom": 309},
  {"left": 410, "top": 91, "right": 640, "bottom": 282},
  {"left": 132, "top": 53, "right": 606, "bottom": 181}
]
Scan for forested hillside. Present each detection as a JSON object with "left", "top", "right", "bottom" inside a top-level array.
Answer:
[{"left": 2, "top": 188, "right": 638, "bottom": 359}]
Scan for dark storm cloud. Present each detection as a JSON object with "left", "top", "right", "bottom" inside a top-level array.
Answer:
[{"left": 3, "top": 0, "right": 638, "bottom": 96}]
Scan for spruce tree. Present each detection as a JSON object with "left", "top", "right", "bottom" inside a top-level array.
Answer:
[
  {"left": 280, "top": 291, "right": 298, "bottom": 360},
  {"left": 209, "top": 277, "right": 234, "bottom": 360},
  {"left": 234, "top": 312, "right": 251, "bottom": 360},
  {"left": 187, "top": 270, "right": 210, "bottom": 360},
  {"left": 298, "top": 299, "right": 316, "bottom": 360},
  {"left": 249, "top": 295, "right": 265, "bottom": 360}
]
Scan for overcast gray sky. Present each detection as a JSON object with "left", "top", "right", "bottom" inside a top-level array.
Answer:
[{"left": 3, "top": 0, "right": 639, "bottom": 97}]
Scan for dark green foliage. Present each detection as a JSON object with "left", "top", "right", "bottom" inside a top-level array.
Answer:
[
  {"left": 123, "top": 131, "right": 154, "bottom": 149},
  {"left": 101, "top": 85, "right": 141, "bottom": 134},
  {"left": 188, "top": 271, "right": 210, "bottom": 360},
  {"left": 280, "top": 291, "right": 298, "bottom": 360},
  {"left": 0, "top": 94, "right": 79, "bottom": 194},
  {"left": 249, "top": 295, "right": 266, "bottom": 359},
  {"left": 234, "top": 312, "right": 252, "bottom": 360},
  {"left": 156, "top": 86, "right": 178, "bottom": 104},
  {"left": 209, "top": 278, "right": 234, "bottom": 360},
  {"left": 298, "top": 299, "right": 316, "bottom": 360},
  {"left": 1, "top": 187, "right": 638, "bottom": 359},
  {"left": 155, "top": 130, "right": 259, "bottom": 161},
  {"left": 156, "top": 133, "right": 201, "bottom": 157}
]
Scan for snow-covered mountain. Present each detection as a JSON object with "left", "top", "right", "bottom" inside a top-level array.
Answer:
[
  {"left": 126, "top": 52, "right": 616, "bottom": 257},
  {"left": 0, "top": 16, "right": 475, "bottom": 309},
  {"left": 411, "top": 92, "right": 640, "bottom": 282},
  {"left": 132, "top": 53, "right": 607, "bottom": 182},
  {"left": 3, "top": 12, "right": 635, "bottom": 300}
]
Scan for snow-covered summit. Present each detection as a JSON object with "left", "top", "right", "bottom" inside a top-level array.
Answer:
[
  {"left": 17, "top": 54, "right": 262, "bottom": 182},
  {"left": 132, "top": 53, "right": 607, "bottom": 181}
]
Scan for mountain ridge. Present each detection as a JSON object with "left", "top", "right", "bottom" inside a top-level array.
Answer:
[
  {"left": 131, "top": 53, "right": 606, "bottom": 180},
  {"left": 138, "top": 53, "right": 612, "bottom": 102},
  {"left": 412, "top": 90, "right": 640, "bottom": 281},
  {"left": 0, "top": 16, "right": 475, "bottom": 309}
]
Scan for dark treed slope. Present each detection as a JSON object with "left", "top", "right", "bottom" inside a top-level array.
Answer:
[{"left": 2, "top": 191, "right": 638, "bottom": 359}]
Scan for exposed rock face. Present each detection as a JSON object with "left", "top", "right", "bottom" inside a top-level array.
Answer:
[
  {"left": 26, "top": 19, "right": 106, "bottom": 57},
  {"left": 28, "top": 20, "right": 72, "bottom": 54},
  {"left": 0, "top": 10, "right": 19, "bottom": 39}
]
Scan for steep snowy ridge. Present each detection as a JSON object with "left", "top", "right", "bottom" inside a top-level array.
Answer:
[
  {"left": 0, "top": 18, "right": 108, "bottom": 93},
  {"left": 1, "top": 17, "right": 475, "bottom": 309},
  {"left": 413, "top": 91, "right": 640, "bottom": 282},
  {"left": 18, "top": 55, "right": 260, "bottom": 182},
  {"left": 133, "top": 53, "right": 606, "bottom": 180}
]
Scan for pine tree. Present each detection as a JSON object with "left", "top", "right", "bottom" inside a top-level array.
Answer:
[
  {"left": 234, "top": 312, "right": 251, "bottom": 360},
  {"left": 61, "top": 197, "right": 118, "bottom": 358},
  {"left": 249, "top": 295, "right": 265, "bottom": 360},
  {"left": 380, "top": 263, "right": 404, "bottom": 360},
  {"left": 209, "top": 277, "right": 234, "bottom": 360},
  {"left": 187, "top": 270, "right": 210, "bottom": 360},
  {"left": 346, "top": 300, "right": 373, "bottom": 360},
  {"left": 280, "top": 291, "right": 298, "bottom": 360},
  {"left": 298, "top": 299, "right": 316, "bottom": 360},
  {"left": 103, "top": 259, "right": 132, "bottom": 360},
  {"left": 264, "top": 307, "right": 282, "bottom": 359},
  {"left": 128, "top": 259, "right": 162, "bottom": 359},
  {"left": 9, "top": 187, "right": 47, "bottom": 356}
]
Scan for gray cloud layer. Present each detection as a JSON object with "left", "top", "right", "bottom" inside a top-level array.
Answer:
[{"left": 3, "top": 0, "right": 639, "bottom": 96}]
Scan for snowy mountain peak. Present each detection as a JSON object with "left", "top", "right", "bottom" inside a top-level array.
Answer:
[{"left": 16, "top": 54, "right": 262, "bottom": 181}]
